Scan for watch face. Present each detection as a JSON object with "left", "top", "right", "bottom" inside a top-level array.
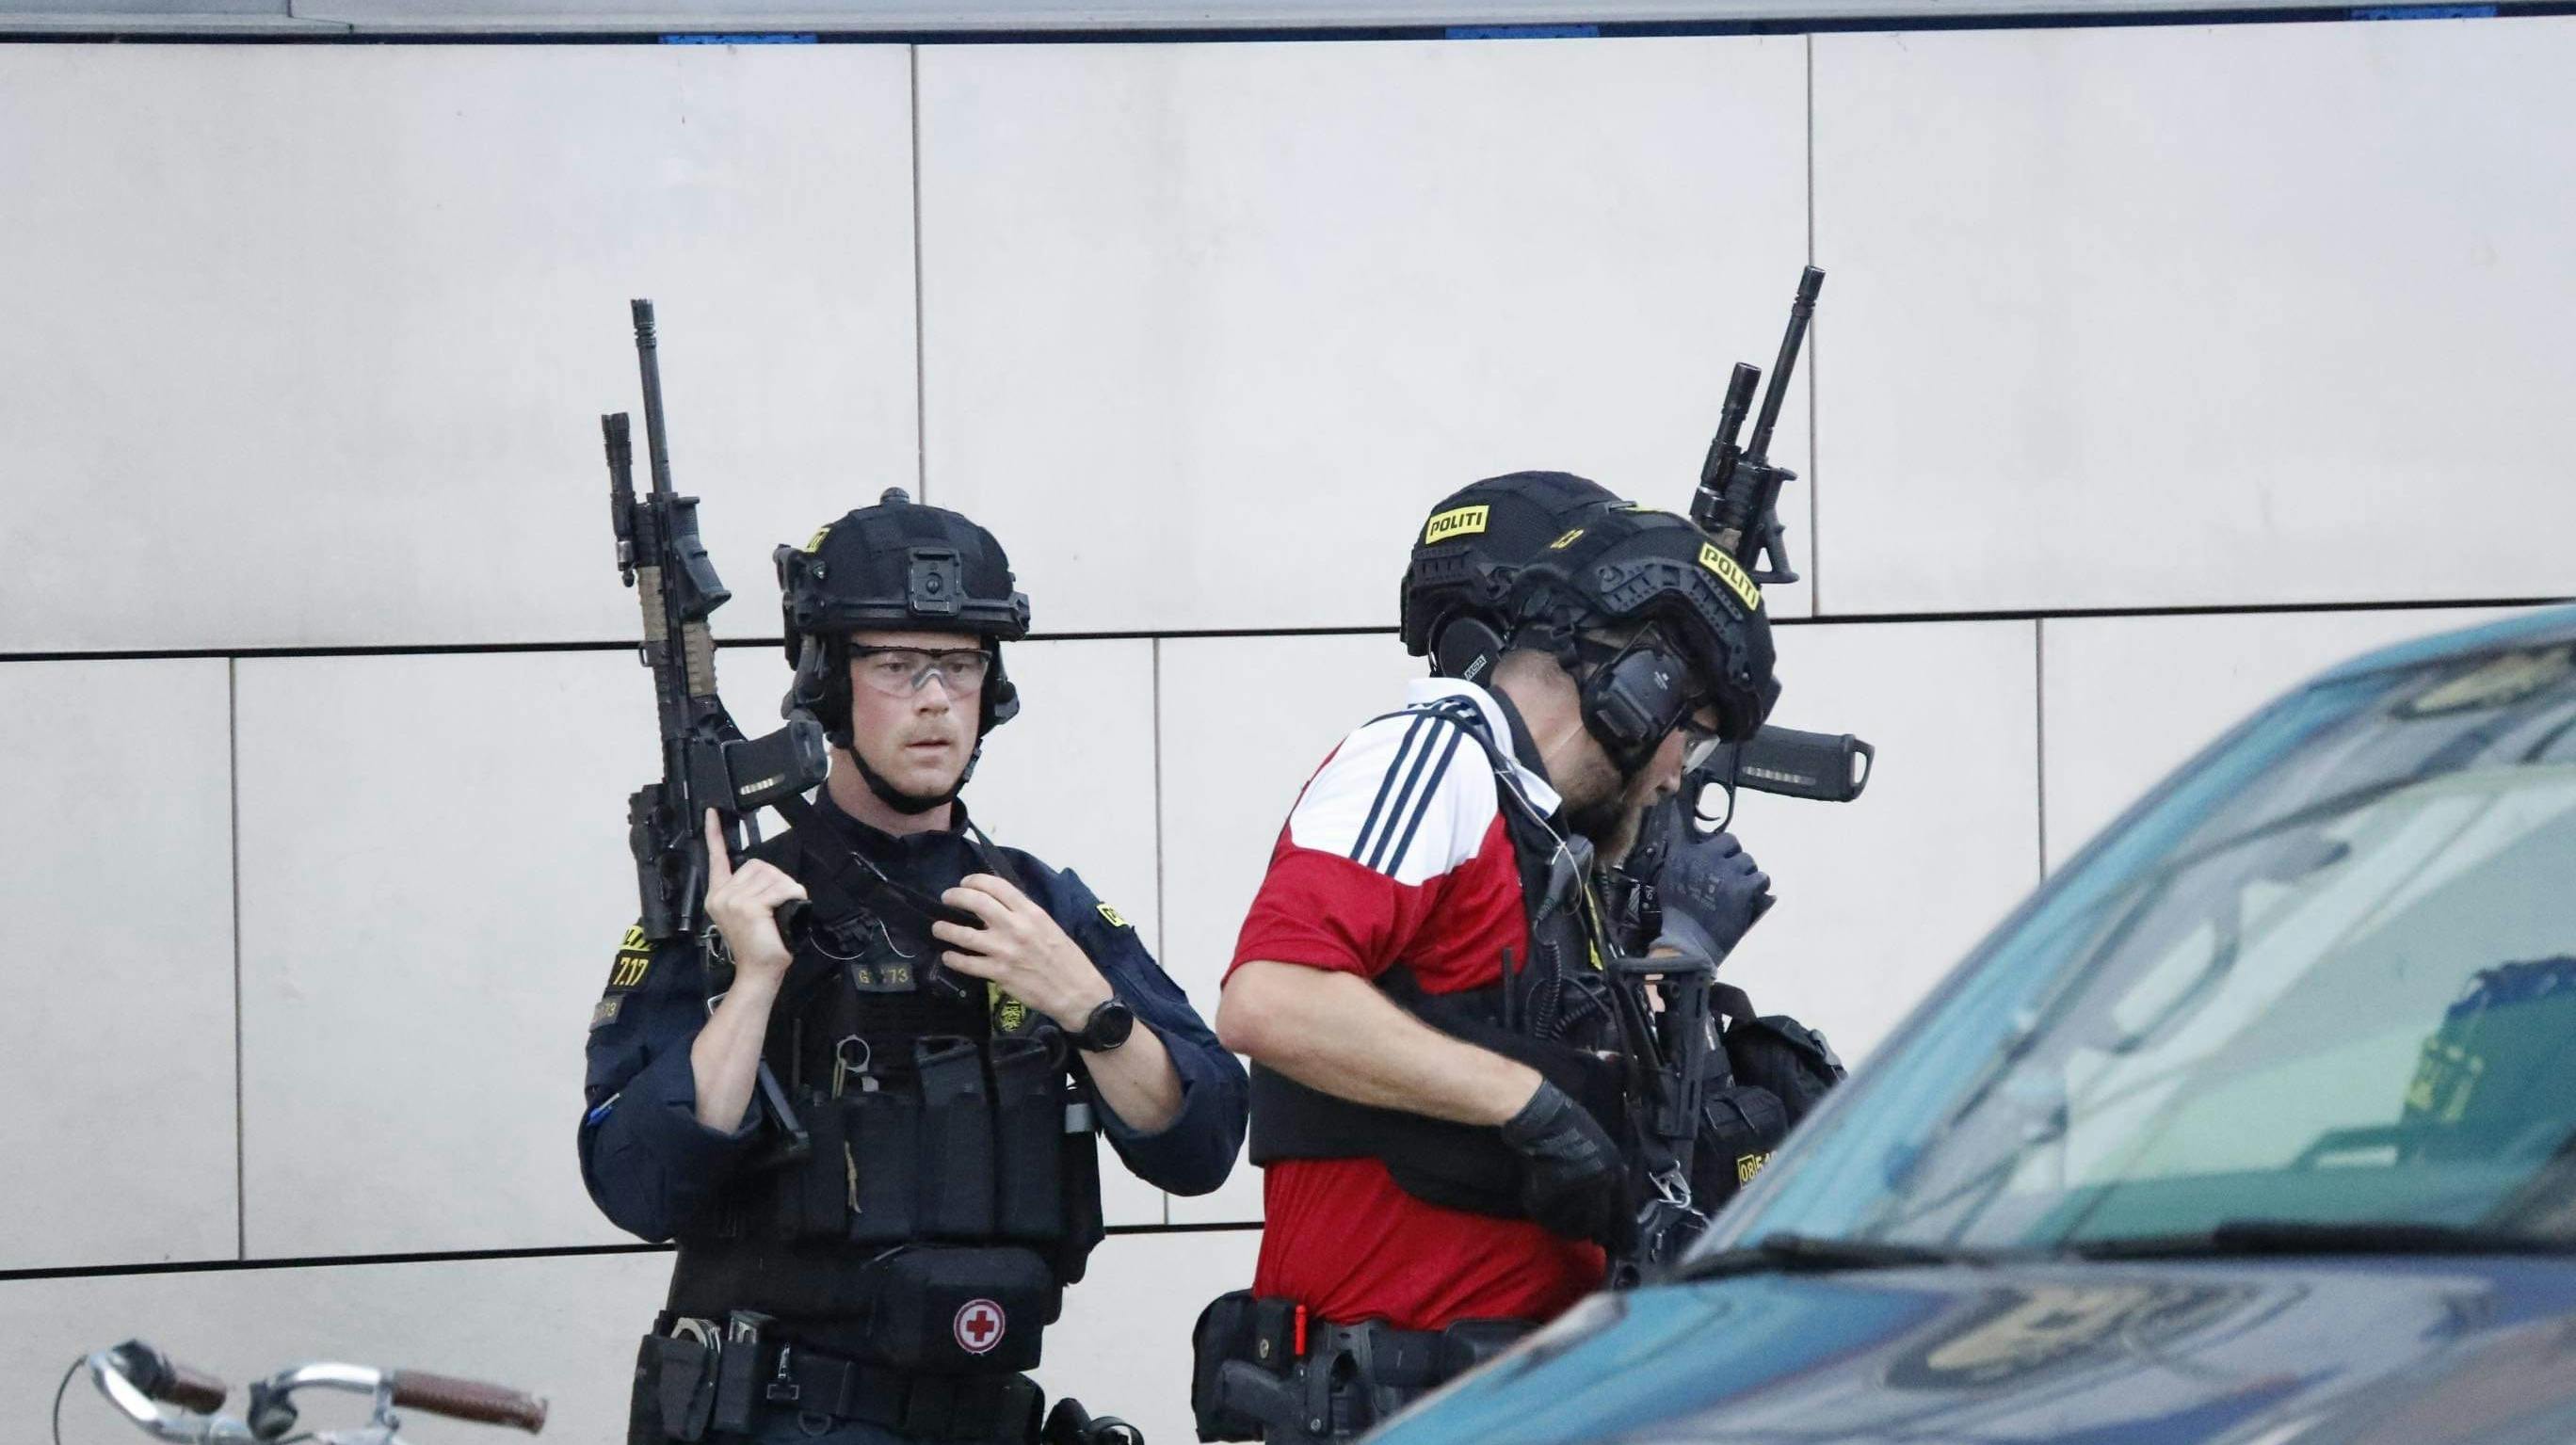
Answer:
[{"left": 1086, "top": 999, "right": 1135, "bottom": 1051}]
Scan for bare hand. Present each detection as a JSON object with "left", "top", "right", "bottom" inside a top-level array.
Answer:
[
  {"left": 702, "top": 810, "right": 805, "bottom": 988},
  {"left": 934, "top": 875, "right": 1112, "bottom": 1029}
]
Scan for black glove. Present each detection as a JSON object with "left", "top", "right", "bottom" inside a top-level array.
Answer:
[
  {"left": 1499, "top": 1079, "right": 1627, "bottom": 1247},
  {"left": 1650, "top": 818, "right": 1774, "bottom": 965}
]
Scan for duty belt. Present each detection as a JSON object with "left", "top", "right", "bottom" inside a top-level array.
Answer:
[
  {"left": 765, "top": 1347, "right": 1039, "bottom": 1442},
  {"left": 1206, "top": 1309, "right": 1531, "bottom": 1443},
  {"left": 657, "top": 1315, "right": 1042, "bottom": 1444}
]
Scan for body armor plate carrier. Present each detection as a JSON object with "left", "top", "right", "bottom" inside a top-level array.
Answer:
[
  {"left": 1246, "top": 698, "right": 1626, "bottom": 1222},
  {"left": 668, "top": 827, "right": 1104, "bottom": 1373}
]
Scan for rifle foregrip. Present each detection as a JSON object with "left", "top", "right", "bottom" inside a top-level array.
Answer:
[{"left": 1713, "top": 726, "right": 1874, "bottom": 803}]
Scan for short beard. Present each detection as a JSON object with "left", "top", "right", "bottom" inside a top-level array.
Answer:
[{"left": 1564, "top": 773, "right": 1656, "bottom": 865}]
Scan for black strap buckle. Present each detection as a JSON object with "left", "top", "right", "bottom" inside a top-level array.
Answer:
[{"left": 765, "top": 1346, "right": 802, "bottom": 1405}]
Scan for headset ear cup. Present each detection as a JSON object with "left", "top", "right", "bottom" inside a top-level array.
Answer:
[
  {"left": 1430, "top": 617, "right": 1507, "bottom": 688},
  {"left": 981, "top": 644, "right": 1020, "bottom": 732},
  {"left": 789, "top": 634, "right": 854, "bottom": 747}
]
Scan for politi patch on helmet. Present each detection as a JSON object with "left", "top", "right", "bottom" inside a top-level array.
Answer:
[
  {"left": 1699, "top": 542, "right": 1763, "bottom": 614},
  {"left": 1549, "top": 527, "right": 1586, "bottom": 550},
  {"left": 1423, "top": 506, "right": 1489, "bottom": 545},
  {"left": 801, "top": 525, "right": 831, "bottom": 554},
  {"left": 955, "top": 1298, "right": 1006, "bottom": 1356}
]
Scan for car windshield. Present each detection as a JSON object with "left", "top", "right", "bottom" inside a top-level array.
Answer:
[{"left": 1697, "top": 628, "right": 2576, "bottom": 1260}]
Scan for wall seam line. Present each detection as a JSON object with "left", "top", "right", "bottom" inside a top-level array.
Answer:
[
  {"left": 1804, "top": 30, "right": 1821, "bottom": 618},
  {"left": 2034, "top": 618, "right": 2049, "bottom": 881},
  {"left": 909, "top": 43, "right": 930, "bottom": 503},
  {"left": 230, "top": 656, "right": 248, "bottom": 1261},
  {"left": 1151, "top": 635, "right": 1172, "bottom": 1228},
  {"left": 1, "top": 594, "right": 2563, "bottom": 665},
  {"left": 0, "top": 1221, "right": 1265, "bottom": 1285}
]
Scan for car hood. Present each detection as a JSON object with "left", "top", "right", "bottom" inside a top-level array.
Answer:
[{"left": 1369, "top": 1256, "right": 2576, "bottom": 1445}]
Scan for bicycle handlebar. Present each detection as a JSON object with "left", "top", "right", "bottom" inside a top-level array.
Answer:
[
  {"left": 85, "top": 1342, "right": 545, "bottom": 1440},
  {"left": 389, "top": 1371, "right": 548, "bottom": 1434}
]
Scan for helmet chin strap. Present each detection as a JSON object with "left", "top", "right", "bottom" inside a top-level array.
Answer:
[{"left": 846, "top": 738, "right": 986, "bottom": 817}]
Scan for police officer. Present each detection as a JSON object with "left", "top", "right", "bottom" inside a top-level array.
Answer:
[
  {"left": 1192, "top": 472, "right": 1785, "bottom": 1442},
  {"left": 584, "top": 490, "right": 1248, "bottom": 1445}
]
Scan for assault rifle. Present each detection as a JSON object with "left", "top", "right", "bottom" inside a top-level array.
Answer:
[
  {"left": 605, "top": 297, "right": 831, "bottom": 1162},
  {"left": 1606, "top": 268, "right": 1875, "bottom": 1280},
  {"left": 1691, "top": 265, "right": 1874, "bottom": 812}
]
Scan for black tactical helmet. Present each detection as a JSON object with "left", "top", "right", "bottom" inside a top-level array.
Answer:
[
  {"left": 776, "top": 486, "right": 1030, "bottom": 756},
  {"left": 1401, "top": 471, "right": 1779, "bottom": 771}
]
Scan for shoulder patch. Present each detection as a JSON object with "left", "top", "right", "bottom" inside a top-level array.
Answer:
[
  {"left": 606, "top": 924, "right": 652, "bottom": 992},
  {"left": 590, "top": 995, "right": 625, "bottom": 1031},
  {"left": 1095, "top": 902, "right": 1131, "bottom": 930}
]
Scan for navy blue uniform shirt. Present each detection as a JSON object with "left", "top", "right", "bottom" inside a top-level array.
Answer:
[{"left": 580, "top": 794, "right": 1245, "bottom": 1244}]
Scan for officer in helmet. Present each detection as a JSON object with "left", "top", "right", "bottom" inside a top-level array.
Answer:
[
  {"left": 1195, "top": 472, "right": 1779, "bottom": 1442},
  {"left": 583, "top": 489, "right": 1248, "bottom": 1445}
]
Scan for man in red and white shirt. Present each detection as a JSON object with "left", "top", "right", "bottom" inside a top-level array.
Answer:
[{"left": 1215, "top": 472, "right": 1781, "bottom": 1351}]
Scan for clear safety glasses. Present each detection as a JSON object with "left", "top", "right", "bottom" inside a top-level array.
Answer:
[{"left": 849, "top": 646, "right": 992, "bottom": 698}]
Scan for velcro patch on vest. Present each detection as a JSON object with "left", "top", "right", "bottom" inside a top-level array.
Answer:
[
  {"left": 590, "top": 995, "right": 625, "bottom": 1031},
  {"left": 605, "top": 924, "right": 652, "bottom": 992},
  {"left": 990, "top": 987, "right": 1032, "bottom": 1036},
  {"left": 1095, "top": 902, "right": 1132, "bottom": 930},
  {"left": 955, "top": 1298, "right": 1006, "bottom": 1356},
  {"left": 1737, "top": 1151, "right": 1772, "bottom": 1186}
]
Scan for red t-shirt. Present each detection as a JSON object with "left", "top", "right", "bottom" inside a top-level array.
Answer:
[{"left": 1227, "top": 682, "right": 1605, "bottom": 1331}]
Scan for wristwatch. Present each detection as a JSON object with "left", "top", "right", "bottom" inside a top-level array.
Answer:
[{"left": 1072, "top": 996, "right": 1135, "bottom": 1053}]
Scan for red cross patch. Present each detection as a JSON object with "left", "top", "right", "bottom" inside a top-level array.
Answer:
[{"left": 955, "top": 1298, "right": 1006, "bottom": 1356}]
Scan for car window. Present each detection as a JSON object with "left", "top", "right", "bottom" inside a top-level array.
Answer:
[{"left": 1705, "top": 639, "right": 2576, "bottom": 1255}]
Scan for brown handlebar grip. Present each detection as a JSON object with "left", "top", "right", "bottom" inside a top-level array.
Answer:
[
  {"left": 388, "top": 1371, "right": 549, "bottom": 1433},
  {"left": 156, "top": 1362, "right": 230, "bottom": 1416}
]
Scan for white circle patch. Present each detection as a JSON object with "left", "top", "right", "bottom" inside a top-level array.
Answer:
[{"left": 955, "top": 1298, "right": 1006, "bottom": 1356}]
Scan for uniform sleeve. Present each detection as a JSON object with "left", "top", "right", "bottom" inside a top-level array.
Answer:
[
  {"left": 1038, "top": 864, "right": 1248, "bottom": 1198},
  {"left": 1229, "top": 711, "right": 1501, "bottom": 980},
  {"left": 576, "top": 922, "right": 765, "bottom": 1244}
]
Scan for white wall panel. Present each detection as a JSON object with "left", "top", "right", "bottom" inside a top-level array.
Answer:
[
  {"left": 0, "top": 43, "right": 915, "bottom": 652},
  {"left": 1033, "top": 1227, "right": 1261, "bottom": 1445},
  {"left": 1813, "top": 20, "right": 2576, "bottom": 614},
  {"left": 1717, "top": 619, "right": 2039, "bottom": 1063},
  {"left": 0, "top": 660, "right": 237, "bottom": 1270},
  {"left": 1157, "top": 632, "right": 1425, "bottom": 1222},
  {"left": 2040, "top": 605, "right": 2536, "bottom": 871},
  {"left": 234, "top": 650, "right": 662, "bottom": 1256},
  {"left": 965, "top": 638, "right": 1168, "bottom": 1227},
  {"left": 0, "top": 1251, "right": 669, "bottom": 1444},
  {"left": 919, "top": 37, "right": 1813, "bottom": 634}
]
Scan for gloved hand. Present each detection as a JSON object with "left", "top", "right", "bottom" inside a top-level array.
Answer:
[
  {"left": 1650, "top": 817, "right": 1774, "bottom": 965},
  {"left": 1499, "top": 1079, "right": 1628, "bottom": 1247}
]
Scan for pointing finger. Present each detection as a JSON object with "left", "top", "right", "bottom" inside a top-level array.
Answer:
[{"left": 704, "top": 811, "right": 733, "bottom": 888}]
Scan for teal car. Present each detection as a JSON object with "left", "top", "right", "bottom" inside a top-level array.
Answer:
[{"left": 1376, "top": 607, "right": 2576, "bottom": 1445}]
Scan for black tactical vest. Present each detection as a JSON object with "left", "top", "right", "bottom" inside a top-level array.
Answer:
[
  {"left": 666, "top": 824, "right": 1104, "bottom": 1374},
  {"left": 1248, "top": 698, "right": 1631, "bottom": 1220}
]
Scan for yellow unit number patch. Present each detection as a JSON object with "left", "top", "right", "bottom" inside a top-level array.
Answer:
[
  {"left": 606, "top": 924, "right": 652, "bottom": 990},
  {"left": 1096, "top": 902, "right": 1133, "bottom": 929},
  {"left": 1737, "top": 1151, "right": 1773, "bottom": 1186},
  {"left": 1699, "top": 543, "right": 1763, "bottom": 613},
  {"left": 1423, "top": 506, "right": 1489, "bottom": 545}
]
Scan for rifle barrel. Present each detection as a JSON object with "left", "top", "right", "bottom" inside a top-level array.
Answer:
[
  {"left": 631, "top": 298, "right": 676, "bottom": 500},
  {"left": 1743, "top": 266, "right": 1825, "bottom": 466}
]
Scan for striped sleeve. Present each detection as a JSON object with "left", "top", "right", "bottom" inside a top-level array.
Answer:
[{"left": 1230, "top": 709, "right": 1501, "bottom": 979}]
